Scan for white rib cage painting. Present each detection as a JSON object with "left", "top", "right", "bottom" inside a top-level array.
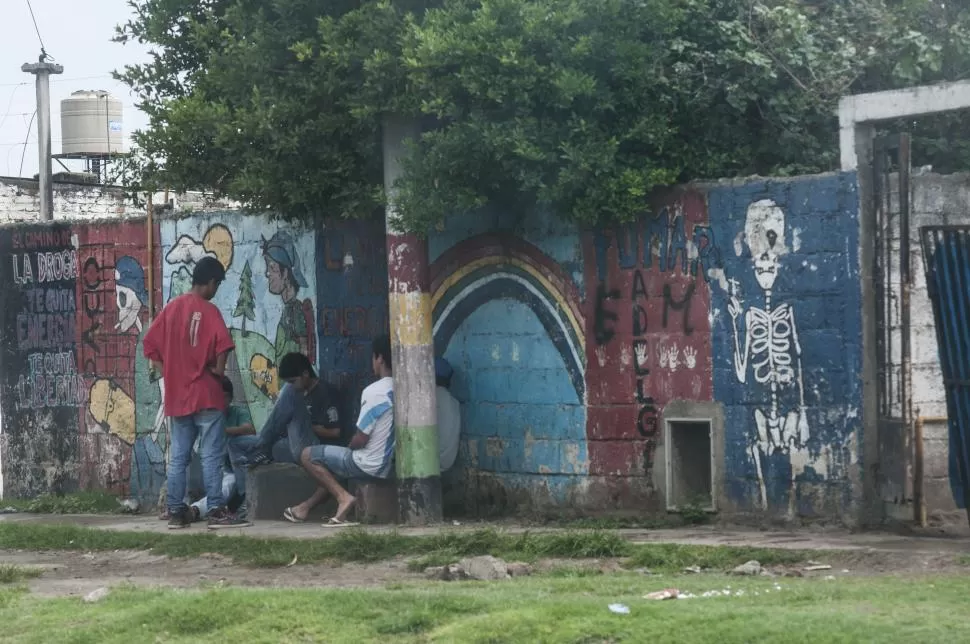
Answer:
[{"left": 727, "top": 199, "right": 809, "bottom": 511}]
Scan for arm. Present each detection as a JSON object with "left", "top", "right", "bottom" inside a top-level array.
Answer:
[
  {"left": 348, "top": 429, "right": 370, "bottom": 450},
  {"left": 226, "top": 422, "right": 256, "bottom": 437},
  {"left": 142, "top": 309, "right": 165, "bottom": 363},
  {"left": 313, "top": 424, "right": 341, "bottom": 440},
  {"left": 728, "top": 298, "right": 750, "bottom": 383},
  {"left": 210, "top": 351, "right": 230, "bottom": 378}
]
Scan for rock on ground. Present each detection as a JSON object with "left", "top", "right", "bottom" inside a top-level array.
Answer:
[
  {"left": 459, "top": 555, "right": 511, "bottom": 581},
  {"left": 730, "top": 560, "right": 762, "bottom": 576}
]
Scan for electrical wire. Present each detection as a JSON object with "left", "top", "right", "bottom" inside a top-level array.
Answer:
[
  {"left": 24, "top": 0, "right": 49, "bottom": 60},
  {"left": 18, "top": 111, "right": 36, "bottom": 176},
  {"left": 0, "top": 85, "right": 22, "bottom": 133}
]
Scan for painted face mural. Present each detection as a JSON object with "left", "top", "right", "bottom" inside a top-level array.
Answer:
[
  {"left": 262, "top": 230, "right": 313, "bottom": 360},
  {"left": 114, "top": 256, "right": 148, "bottom": 334},
  {"left": 743, "top": 200, "right": 787, "bottom": 292},
  {"left": 727, "top": 199, "right": 809, "bottom": 512}
]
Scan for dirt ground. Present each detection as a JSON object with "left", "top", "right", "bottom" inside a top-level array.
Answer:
[
  {"left": 1, "top": 514, "right": 968, "bottom": 598},
  {"left": 1, "top": 540, "right": 967, "bottom": 599}
]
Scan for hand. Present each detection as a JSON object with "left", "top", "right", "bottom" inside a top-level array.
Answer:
[
  {"left": 634, "top": 342, "right": 648, "bottom": 367},
  {"left": 668, "top": 344, "right": 680, "bottom": 372},
  {"left": 658, "top": 345, "right": 669, "bottom": 369},
  {"left": 683, "top": 346, "right": 697, "bottom": 369}
]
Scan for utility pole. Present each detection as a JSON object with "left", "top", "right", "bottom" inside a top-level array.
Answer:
[
  {"left": 22, "top": 54, "right": 63, "bottom": 221},
  {"left": 383, "top": 114, "right": 442, "bottom": 525}
]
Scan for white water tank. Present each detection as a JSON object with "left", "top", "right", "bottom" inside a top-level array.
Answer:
[{"left": 60, "top": 90, "right": 123, "bottom": 156}]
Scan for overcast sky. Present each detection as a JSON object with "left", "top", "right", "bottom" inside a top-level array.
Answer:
[{"left": 0, "top": 0, "right": 149, "bottom": 178}]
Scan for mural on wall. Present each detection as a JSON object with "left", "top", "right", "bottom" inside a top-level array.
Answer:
[
  {"left": 429, "top": 233, "right": 588, "bottom": 500},
  {"left": 75, "top": 222, "right": 159, "bottom": 497},
  {"left": 0, "top": 226, "right": 84, "bottom": 497},
  {"left": 159, "top": 216, "right": 317, "bottom": 439},
  {"left": 725, "top": 199, "right": 809, "bottom": 509},
  {"left": 583, "top": 191, "right": 719, "bottom": 482},
  {"left": 709, "top": 175, "right": 862, "bottom": 517}
]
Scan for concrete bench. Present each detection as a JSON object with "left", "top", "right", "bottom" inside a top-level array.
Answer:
[{"left": 245, "top": 462, "right": 398, "bottom": 524}]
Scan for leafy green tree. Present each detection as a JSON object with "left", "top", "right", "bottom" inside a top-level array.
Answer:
[
  {"left": 114, "top": 0, "right": 970, "bottom": 231},
  {"left": 233, "top": 260, "right": 256, "bottom": 335}
]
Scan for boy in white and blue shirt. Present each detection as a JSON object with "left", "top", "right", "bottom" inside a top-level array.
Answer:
[{"left": 301, "top": 335, "right": 395, "bottom": 525}]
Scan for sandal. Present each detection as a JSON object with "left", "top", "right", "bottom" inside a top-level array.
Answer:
[
  {"left": 283, "top": 507, "right": 306, "bottom": 523},
  {"left": 321, "top": 517, "right": 360, "bottom": 528}
]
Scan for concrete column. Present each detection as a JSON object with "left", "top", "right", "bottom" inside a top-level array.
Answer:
[
  {"left": 382, "top": 114, "right": 442, "bottom": 525},
  {"left": 21, "top": 58, "right": 63, "bottom": 220}
]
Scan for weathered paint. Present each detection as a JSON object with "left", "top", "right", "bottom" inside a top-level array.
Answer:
[
  {"left": 384, "top": 115, "right": 442, "bottom": 524},
  {"left": 429, "top": 173, "right": 864, "bottom": 519}
]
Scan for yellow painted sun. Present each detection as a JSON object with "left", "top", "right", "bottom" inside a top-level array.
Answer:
[{"left": 203, "top": 224, "right": 234, "bottom": 270}]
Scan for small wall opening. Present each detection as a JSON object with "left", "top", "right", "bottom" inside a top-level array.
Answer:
[{"left": 665, "top": 419, "right": 714, "bottom": 511}]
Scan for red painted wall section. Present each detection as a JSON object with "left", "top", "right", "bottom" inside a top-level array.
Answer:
[
  {"left": 584, "top": 190, "right": 715, "bottom": 481},
  {"left": 73, "top": 222, "right": 159, "bottom": 496}
]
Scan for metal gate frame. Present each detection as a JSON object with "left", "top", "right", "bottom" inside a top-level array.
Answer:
[{"left": 871, "top": 133, "right": 916, "bottom": 522}]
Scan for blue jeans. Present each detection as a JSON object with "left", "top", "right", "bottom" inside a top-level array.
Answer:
[
  {"left": 168, "top": 409, "right": 227, "bottom": 516},
  {"left": 307, "top": 445, "right": 370, "bottom": 480},
  {"left": 227, "top": 383, "right": 318, "bottom": 493}
]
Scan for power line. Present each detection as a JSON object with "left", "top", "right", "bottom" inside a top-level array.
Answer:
[
  {"left": 24, "top": 0, "right": 49, "bottom": 59},
  {"left": 0, "top": 85, "right": 23, "bottom": 133},
  {"left": 0, "top": 75, "right": 119, "bottom": 89},
  {"left": 18, "top": 111, "right": 36, "bottom": 176}
]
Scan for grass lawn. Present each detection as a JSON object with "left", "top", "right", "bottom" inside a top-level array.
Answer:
[
  {"left": 0, "top": 522, "right": 809, "bottom": 571},
  {"left": 0, "top": 573, "right": 966, "bottom": 643}
]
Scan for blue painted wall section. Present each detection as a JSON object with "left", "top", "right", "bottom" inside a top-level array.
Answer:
[
  {"left": 708, "top": 173, "right": 862, "bottom": 517},
  {"left": 429, "top": 209, "right": 589, "bottom": 508},
  {"left": 315, "top": 220, "right": 389, "bottom": 420}
]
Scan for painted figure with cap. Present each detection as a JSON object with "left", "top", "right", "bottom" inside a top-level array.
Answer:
[{"left": 262, "top": 231, "right": 315, "bottom": 362}]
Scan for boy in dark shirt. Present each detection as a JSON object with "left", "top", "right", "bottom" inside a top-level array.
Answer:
[{"left": 229, "top": 352, "right": 344, "bottom": 520}]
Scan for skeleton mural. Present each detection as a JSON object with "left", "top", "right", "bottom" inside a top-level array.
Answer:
[{"left": 727, "top": 199, "right": 809, "bottom": 510}]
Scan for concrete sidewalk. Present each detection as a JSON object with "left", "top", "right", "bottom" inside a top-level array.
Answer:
[{"left": 1, "top": 513, "right": 968, "bottom": 556}]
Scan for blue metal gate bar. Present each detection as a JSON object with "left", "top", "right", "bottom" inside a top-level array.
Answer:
[{"left": 920, "top": 226, "right": 970, "bottom": 518}]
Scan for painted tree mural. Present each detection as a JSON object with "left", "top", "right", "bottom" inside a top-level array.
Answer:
[{"left": 233, "top": 260, "right": 256, "bottom": 335}]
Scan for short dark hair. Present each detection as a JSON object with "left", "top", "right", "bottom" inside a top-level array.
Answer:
[
  {"left": 221, "top": 376, "right": 234, "bottom": 397},
  {"left": 373, "top": 334, "right": 392, "bottom": 371},
  {"left": 192, "top": 256, "right": 226, "bottom": 286},
  {"left": 279, "top": 352, "right": 315, "bottom": 380}
]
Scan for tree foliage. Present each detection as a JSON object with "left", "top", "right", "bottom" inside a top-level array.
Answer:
[{"left": 115, "top": 0, "right": 970, "bottom": 231}]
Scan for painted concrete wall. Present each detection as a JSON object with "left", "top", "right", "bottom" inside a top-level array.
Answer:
[
  {"left": 0, "top": 213, "right": 387, "bottom": 504},
  {"left": 430, "top": 172, "right": 864, "bottom": 520},
  {"left": 0, "top": 171, "right": 868, "bottom": 522}
]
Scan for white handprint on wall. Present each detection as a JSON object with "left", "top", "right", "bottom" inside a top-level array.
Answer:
[
  {"left": 658, "top": 344, "right": 669, "bottom": 369},
  {"left": 683, "top": 346, "right": 697, "bottom": 370},
  {"left": 668, "top": 343, "right": 680, "bottom": 372},
  {"left": 634, "top": 342, "right": 648, "bottom": 369}
]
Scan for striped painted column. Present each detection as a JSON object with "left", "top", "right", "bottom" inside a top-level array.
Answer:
[{"left": 383, "top": 115, "right": 442, "bottom": 525}]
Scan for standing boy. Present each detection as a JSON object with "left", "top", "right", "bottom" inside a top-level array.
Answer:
[{"left": 143, "top": 256, "right": 247, "bottom": 529}]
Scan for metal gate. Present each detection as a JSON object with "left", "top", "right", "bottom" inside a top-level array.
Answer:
[
  {"left": 920, "top": 226, "right": 970, "bottom": 520},
  {"left": 871, "top": 134, "right": 915, "bottom": 521}
]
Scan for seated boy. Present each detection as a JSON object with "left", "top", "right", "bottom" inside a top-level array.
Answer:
[
  {"left": 188, "top": 377, "right": 251, "bottom": 522},
  {"left": 231, "top": 352, "right": 344, "bottom": 521},
  {"left": 435, "top": 357, "right": 461, "bottom": 473},
  {"left": 293, "top": 335, "right": 395, "bottom": 526}
]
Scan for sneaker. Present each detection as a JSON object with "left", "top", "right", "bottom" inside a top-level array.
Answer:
[
  {"left": 207, "top": 508, "right": 252, "bottom": 529},
  {"left": 167, "top": 510, "right": 191, "bottom": 530}
]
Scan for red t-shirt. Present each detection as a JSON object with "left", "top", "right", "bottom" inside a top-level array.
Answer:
[{"left": 142, "top": 293, "right": 235, "bottom": 417}]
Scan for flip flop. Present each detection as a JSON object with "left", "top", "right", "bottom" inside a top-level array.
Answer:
[
  {"left": 321, "top": 517, "right": 359, "bottom": 528},
  {"left": 283, "top": 507, "right": 306, "bottom": 523}
]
